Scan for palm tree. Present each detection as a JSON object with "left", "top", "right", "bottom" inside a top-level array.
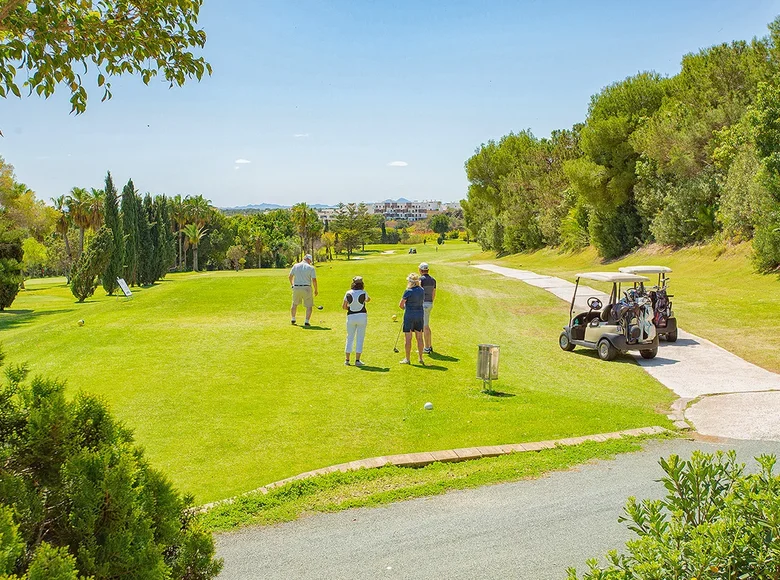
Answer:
[
  {"left": 66, "top": 187, "right": 90, "bottom": 257},
  {"left": 181, "top": 223, "right": 207, "bottom": 272},
  {"left": 250, "top": 222, "right": 268, "bottom": 268},
  {"left": 170, "top": 195, "right": 186, "bottom": 270},
  {"left": 52, "top": 195, "right": 72, "bottom": 260},
  {"left": 85, "top": 188, "right": 105, "bottom": 231},
  {"left": 184, "top": 194, "right": 212, "bottom": 228}
]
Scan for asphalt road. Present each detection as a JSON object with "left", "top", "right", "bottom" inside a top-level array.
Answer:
[{"left": 216, "top": 437, "right": 780, "bottom": 580}]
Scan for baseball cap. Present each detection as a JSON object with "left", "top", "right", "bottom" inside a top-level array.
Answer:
[
  {"left": 304, "top": 254, "right": 313, "bottom": 261},
  {"left": 419, "top": 262, "right": 429, "bottom": 271}
]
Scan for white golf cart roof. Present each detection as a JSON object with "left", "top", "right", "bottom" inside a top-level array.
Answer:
[
  {"left": 618, "top": 265, "right": 672, "bottom": 275},
  {"left": 575, "top": 272, "right": 650, "bottom": 283}
]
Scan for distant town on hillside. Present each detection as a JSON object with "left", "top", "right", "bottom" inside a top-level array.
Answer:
[{"left": 221, "top": 198, "right": 462, "bottom": 223}]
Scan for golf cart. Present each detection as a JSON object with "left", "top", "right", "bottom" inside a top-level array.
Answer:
[
  {"left": 618, "top": 266, "right": 677, "bottom": 342},
  {"left": 559, "top": 272, "right": 659, "bottom": 361}
]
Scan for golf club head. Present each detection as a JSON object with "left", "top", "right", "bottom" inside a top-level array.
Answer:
[
  {"left": 317, "top": 305, "right": 323, "bottom": 310},
  {"left": 393, "top": 348, "right": 399, "bottom": 353}
]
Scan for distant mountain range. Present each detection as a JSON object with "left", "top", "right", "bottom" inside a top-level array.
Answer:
[{"left": 221, "top": 198, "right": 418, "bottom": 211}]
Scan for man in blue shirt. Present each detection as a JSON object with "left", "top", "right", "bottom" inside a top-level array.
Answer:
[{"left": 419, "top": 262, "right": 437, "bottom": 354}]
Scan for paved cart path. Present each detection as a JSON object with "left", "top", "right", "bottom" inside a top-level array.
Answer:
[
  {"left": 216, "top": 439, "right": 780, "bottom": 580},
  {"left": 474, "top": 264, "right": 780, "bottom": 440}
]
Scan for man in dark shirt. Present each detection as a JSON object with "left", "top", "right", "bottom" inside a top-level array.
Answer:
[{"left": 419, "top": 262, "right": 437, "bottom": 354}]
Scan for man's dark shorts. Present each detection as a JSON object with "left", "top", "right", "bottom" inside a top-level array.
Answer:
[{"left": 403, "top": 316, "right": 424, "bottom": 333}]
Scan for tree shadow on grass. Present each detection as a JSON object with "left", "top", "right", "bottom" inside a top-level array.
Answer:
[
  {"left": 0, "top": 309, "right": 75, "bottom": 331},
  {"left": 358, "top": 366, "right": 390, "bottom": 372},
  {"left": 428, "top": 352, "right": 459, "bottom": 362}
]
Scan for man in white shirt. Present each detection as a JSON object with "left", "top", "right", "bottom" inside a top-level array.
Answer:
[{"left": 288, "top": 254, "right": 318, "bottom": 326}]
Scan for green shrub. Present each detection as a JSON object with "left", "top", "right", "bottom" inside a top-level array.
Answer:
[
  {"left": 568, "top": 451, "right": 780, "bottom": 579},
  {"left": 752, "top": 214, "right": 780, "bottom": 272},
  {"left": 70, "top": 226, "right": 113, "bottom": 302},
  {"left": 0, "top": 221, "right": 24, "bottom": 311},
  {"left": 0, "top": 351, "right": 222, "bottom": 579},
  {"left": 588, "top": 203, "right": 642, "bottom": 260},
  {"left": 558, "top": 204, "right": 590, "bottom": 252}
]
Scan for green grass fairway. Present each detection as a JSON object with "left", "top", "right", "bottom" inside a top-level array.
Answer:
[
  {"left": 4, "top": 242, "right": 673, "bottom": 503},
  {"left": 483, "top": 243, "right": 780, "bottom": 373}
]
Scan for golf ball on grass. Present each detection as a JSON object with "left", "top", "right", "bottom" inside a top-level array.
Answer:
[
  {"left": 424, "top": 402, "right": 433, "bottom": 410},
  {"left": 392, "top": 314, "right": 397, "bottom": 321},
  {"left": 77, "top": 319, "right": 85, "bottom": 326}
]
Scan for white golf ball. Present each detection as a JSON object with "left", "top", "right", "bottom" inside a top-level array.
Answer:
[
  {"left": 78, "top": 319, "right": 85, "bottom": 326},
  {"left": 424, "top": 402, "right": 433, "bottom": 410}
]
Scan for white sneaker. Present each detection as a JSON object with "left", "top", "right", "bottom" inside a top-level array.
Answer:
[
  {"left": 344, "top": 361, "right": 350, "bottom": 366},
  {"left": 399, "top": 358, "right": 410, "bottom": 364},
  {"left": 355, "top": 360, "right": 366, "bottom": 367}
]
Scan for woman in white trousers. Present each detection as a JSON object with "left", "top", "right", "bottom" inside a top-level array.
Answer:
[{"left": 343, "top": 276, "right": 370, "bottom": 366}]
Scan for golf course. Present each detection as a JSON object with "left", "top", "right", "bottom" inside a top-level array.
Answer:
[{"left": 5, "top": 241, "right": 680, "bottom": 504}]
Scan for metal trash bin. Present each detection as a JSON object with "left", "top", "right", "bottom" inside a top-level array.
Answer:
[{"left": 477, "top": 344, "right": 499, "bottom": 390}]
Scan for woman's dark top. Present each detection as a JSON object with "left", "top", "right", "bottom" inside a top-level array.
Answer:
[{"left": 402, "top": 286, "right": 425, "bottom": 319}]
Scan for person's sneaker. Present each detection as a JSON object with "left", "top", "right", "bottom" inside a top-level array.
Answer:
[
  {"left": 418, "top": 359, "right": 425, "bottom": 365},
  {"left": 291, "top": 320, "right": 296, "bottom": 325},
  {"left": 304, "top": 322, "right": 311, "bottom": 327},
  {"left": 344, "top": 361, "right": 350, "bottom": 366},
  {"left": 355, "top": 360, "right": 366, "bottom": 367},
  {"left": 423, "top": 347, "right": 432, "bottom": 354},
  {"left": 399, "top": 358, "right": 410, "bottom": 364}
]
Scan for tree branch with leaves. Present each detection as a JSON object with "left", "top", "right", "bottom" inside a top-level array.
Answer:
[{"left": 0, "top": 0, "right": 212, "bottom": 114}]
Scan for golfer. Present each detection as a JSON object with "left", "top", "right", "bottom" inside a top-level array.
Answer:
[
  {"left": 288, "top": 254, "right": 318, "bottom": 327},
  {"left": 419, "top": 262, "right": 436, "bottom": 354},
  {"left": 343, "top": 276, "right": 370, "bottom": 366},
  {"left": 398, "top": 273, "right": 425, "bottom": 365}
]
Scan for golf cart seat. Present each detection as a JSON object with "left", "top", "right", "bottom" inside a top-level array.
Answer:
[{"left": 600, "top": 303, "right": 616, "bottom": 323}]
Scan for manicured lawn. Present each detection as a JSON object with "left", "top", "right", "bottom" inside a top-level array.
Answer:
[
  {"left": 4, "top": 241, "right": 673, "bottom": 503},
  {"left": 478, "top": 243, "right": 780, "bottom": 373}
]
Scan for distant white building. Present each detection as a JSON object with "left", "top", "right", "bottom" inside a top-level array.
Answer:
[{"left": 315, "top": 199, "right": 447, "bottom": 223}]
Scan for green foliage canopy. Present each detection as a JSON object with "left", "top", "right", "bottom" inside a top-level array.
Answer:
[{"left": 0, "top": 0, "right": 211, "bottom": 114}]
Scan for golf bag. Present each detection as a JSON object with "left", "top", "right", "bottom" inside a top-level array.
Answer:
[
  {"left": 650, "top": 287, "right": 671, "bottom": 329},
  {"left": 611, "top": 288, "right": 656, "bottom": 344}
]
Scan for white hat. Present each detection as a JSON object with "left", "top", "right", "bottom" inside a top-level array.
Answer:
[
  {"left": 304, "top": 254, "right": 313, "bottom": 261},
  {"left": 419, "top": 262, "right": 429, "bottom": 271}
]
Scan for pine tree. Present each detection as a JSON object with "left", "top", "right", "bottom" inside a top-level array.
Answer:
[
  {"left": 70, "top": 226, "right": 113, "bottom": 302},
  {"left": 100, "top": 172, "right": 123, "bottom": 295},
  {"left": 136, "top": 193, "right": 153, "bottom": 285},
  {"left": 120, "top": 180, "right": 139, "bottom": 286}
]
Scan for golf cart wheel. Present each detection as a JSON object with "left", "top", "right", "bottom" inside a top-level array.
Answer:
[
  {"left": 597, "top": 339, "right": 617, "bottom": 361},
  {"left": 559, "top": 332, "right": 575, "bottom": 352},
  {"left": 665, "top": 329, "right": 678, "bottom": 343},
  {"left": 640, "top": 346, "right": 658, "bottom": 359}
]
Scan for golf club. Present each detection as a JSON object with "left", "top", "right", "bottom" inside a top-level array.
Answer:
[
  {"left": 316, "top": 305, "right": 323, "bottom": 310},
  {"left": 393, "top": 324, "right": 403, "bottom": 353}
]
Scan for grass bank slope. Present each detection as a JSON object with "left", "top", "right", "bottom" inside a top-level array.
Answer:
[
  {"left": 481, "top": 243, "right": 780, "bottom": 373},
  {"left": 4, "top": 242, "right": 673, "bottom": 502}
]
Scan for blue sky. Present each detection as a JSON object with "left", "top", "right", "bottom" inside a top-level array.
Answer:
[{"left": 4, "top": 0, "right": 780, "bottom": 207}]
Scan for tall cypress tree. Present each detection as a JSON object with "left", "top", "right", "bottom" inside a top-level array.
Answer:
[
  {"left": 101, "top": 172, "right": 124, "bottom": 295},
  {"left": 120, "top": 180, "right": 139, "bottom": 286},
  {"left": 136, "top": 193, "right": 153, "bottom": 285},
  {"left": 155, "top": 195, "right": 176, "bottom": 280}
]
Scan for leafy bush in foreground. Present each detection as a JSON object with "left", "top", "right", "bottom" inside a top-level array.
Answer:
[
  {"left": 0, "top": 350, "right": 222, "bottom": 579},
  {"left": 568, "top": 451, "right": 780, "bottom": 579}
]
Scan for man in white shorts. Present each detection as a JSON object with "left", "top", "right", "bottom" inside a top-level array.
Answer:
[{"left": 288, "top": 254, "right": 318, "bottom": 327}]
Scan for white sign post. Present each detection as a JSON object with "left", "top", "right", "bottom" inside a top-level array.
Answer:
[{"left": 117, "top": 277, "right": 132, "bottom": 297}]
